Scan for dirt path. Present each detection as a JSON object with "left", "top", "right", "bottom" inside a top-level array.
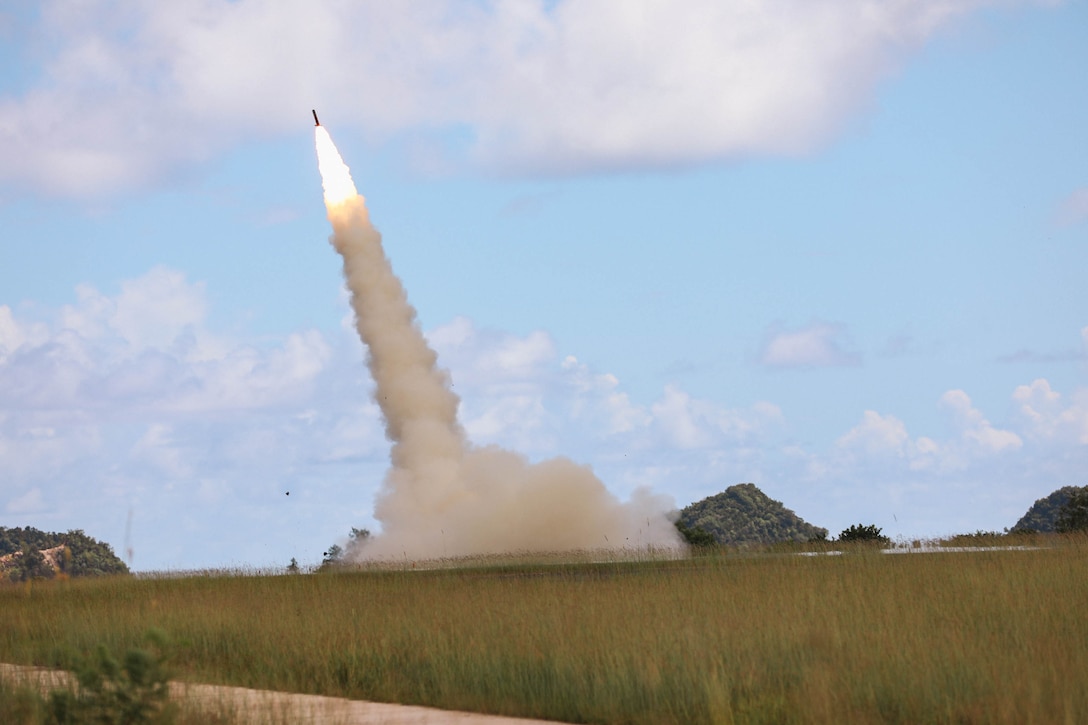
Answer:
[{"left": 0, "top": 663, "right": 564, "bottom": 724}]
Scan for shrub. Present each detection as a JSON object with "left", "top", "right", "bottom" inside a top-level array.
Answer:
[
  {"left": 674, "top": 521, "right": 717, "bottom": 548},
  {"left": 318, "top": 545, "right": 344, "bottom": 571},
  {"left": 48, "top": 629, "right": 175, "bottom": 724},
  {"left": 0, "top": 678, "right": 48, "bottom": 723},
  {"left": 838, "top": 524, "right": 890, "bottom": 545}
]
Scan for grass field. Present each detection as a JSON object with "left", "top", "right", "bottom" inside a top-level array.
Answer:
[{"left": 2, "top": 537, "right": 1086, "bottom": 724}]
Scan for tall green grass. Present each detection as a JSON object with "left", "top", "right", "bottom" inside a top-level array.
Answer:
[{"left": 3, "top": 538, "right": 1086, "bottom": 724}]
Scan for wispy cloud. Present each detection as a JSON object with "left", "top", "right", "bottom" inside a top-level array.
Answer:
[
  {"left": 4, "top": 487, "right": 47, "bottom": 515},
  {"left": 1055, "top": 187, "right": 1088, "bottom": 227},
  {"left": 998, "top": 348, "right": 1086, "bottom": 363},
  {"left": 758, "top": 320, "right": 861, "bottom": 369},
  {"left": 998, "top": 325, "right": 1088, "bottom": 363}
]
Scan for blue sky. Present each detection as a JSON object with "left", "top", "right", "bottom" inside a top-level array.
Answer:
[{"left": 1, "top": 1, "right": 1085, "bottom": 571}]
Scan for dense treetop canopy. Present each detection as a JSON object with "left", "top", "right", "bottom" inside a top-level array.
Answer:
[
  {"left": 0, "top": 526, "right": 129, "bottom": 581},
  {"left": 678, "top": 483, "right": 827, "bottom": 546},
  {"left": 1012, "top": 486, "right": 1088, "bottom": 533}
]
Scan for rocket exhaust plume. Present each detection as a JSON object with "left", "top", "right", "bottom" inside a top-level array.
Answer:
[{"left": 314, "top": 122, "right": 681, "bottom": 560}]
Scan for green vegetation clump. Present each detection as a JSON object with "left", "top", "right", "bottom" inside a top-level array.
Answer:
[
  {"left": 673, "top": 520, "right": 717, "bottom": 549},
  {"left": 6, "top": 546, "right": 56, "bottom": 583},
  {"left": 1011, "top": 485, "right": 1088, "bottom": 533},
  {"left": 837, "top": 523, "right": 891, "bottom": 545},
  {"left": 48, "top": 629, "right": 174, "bottom": 724},
  {"left": 939, "top": 529, "right": 1041, "bottom": 547},
  {"left": 0, "top": 678, "right": 49, "bottom": 723},
  {"left": 678, "top": 483, "right": 827, "bottom": 546},
  {"left": 1056, "top": 487, "right": 1088, "bottom": 533},
  {"left": 318, "top": 527, "right": 370, "bottom": 571},
  {"left": 0, "top": 527, "right": 129, "bottom": 582},
  {"left": 0, "top": 630, "right": 239, "bottom": 724}
]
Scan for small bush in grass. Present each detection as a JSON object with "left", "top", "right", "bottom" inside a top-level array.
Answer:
[
  {"left": 674, "top": 521, "right": 717, "bottom": 549},
  {"left": 0, "top": 678, "right": 49, "bottom": 724},
  {"left": 838, "top": 524, "right": 890, "bottom": 545},
  {"left": 49, "top": 629, "right": 175, "bottom": 724}
]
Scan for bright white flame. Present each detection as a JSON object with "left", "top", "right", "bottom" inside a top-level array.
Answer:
[{"left": 315, "top": 126, "right": 358, "bottom": 206}]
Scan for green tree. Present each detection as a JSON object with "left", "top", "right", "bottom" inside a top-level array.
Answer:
[
  {"left": 321, "top": 545, "right": 343, "bottom": 568},
  {"left": 838, "top": 524, "right": 890, "bottom": 545},
  {"left": 677, "top": 483, "right": 827, "bottom": 546},
  {"left": 321, "top": 528, "right": 372, "bottom": 571},
  {"left": 1012, "top": 486, "right": 1087, "bottom": 533},
  {"left": 9, "top": 545, "right": 54, "bottom": 582},
  {"left": 0, "top": 526, "right": 128, "bottom": 580},
  {"left": 62, "top": 529, "right": 129, "bottom": 577},
  {"left": 1056, "top": 487, "right": 1088, "bottom": 533},
  {"left": 346, "top": 528, "right": 370, "bottom": 555},
  {"left": 674, "top": 520, "right": 716, "bottom": 548}
]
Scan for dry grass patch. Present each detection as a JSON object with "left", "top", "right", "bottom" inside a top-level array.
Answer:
[{"left": 3, "top": 537, "right": 1086, "bottom": 723}]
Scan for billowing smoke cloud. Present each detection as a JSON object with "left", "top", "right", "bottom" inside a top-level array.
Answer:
[{"left": 316, "top": 126, "right": 680, "bottom": 559}]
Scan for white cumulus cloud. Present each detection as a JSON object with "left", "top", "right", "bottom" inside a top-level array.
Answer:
[
  {"left": 830, "top": 389, "right": 1029, "bottom": 480},
  {"left": 0, "top": 0, "right": 1057, "bottom": 197},
  {"left": 0, "top": 268, "right": 332, "bottom": 418},
  {"left": 837, "top": 410, "right": 911, "bottom": 457},
  {"left": 561, "top": 356, "right": 651, "bottom": 435},
  {"left": 939, "top": 389, "right": 1022, "bottom": 454},
  {"left": 1013, "top": 378, "right": 1088, "bottom": 445},
  {"left": 650, "top": 385, "right": 784, "bottom": 450},
  {"left": 427, "top": 316, "right": 783, "bottom": 458},
  {"left": 835, "top": 409, "right": 940, "bottom": 471}
]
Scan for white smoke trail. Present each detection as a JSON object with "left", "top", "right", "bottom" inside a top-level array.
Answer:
[{"left": 316, "top": 125, "right": 681, "bottom": 560}]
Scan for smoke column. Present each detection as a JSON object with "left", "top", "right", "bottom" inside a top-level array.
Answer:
[{"left": 315, "top": 125, "right": 681, "bottom": 559}]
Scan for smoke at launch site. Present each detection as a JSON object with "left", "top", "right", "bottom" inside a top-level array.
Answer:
[{"left": 315, "top": 124, "right": 681, "bottom": 560}]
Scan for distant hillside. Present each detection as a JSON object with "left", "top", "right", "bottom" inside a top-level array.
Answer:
[
  {"left": 678, "top": 483, "right": 827, "bottom": 546},
  {"left": 0, "top": 526, "right": 129, "bottom": 581},
  {"left": 1012, "top": 486, "right": 1088, "bottom": 533}
]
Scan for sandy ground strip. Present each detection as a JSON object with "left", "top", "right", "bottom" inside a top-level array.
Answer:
[{"left": 0, "top": 663, "right": 564, "bottom": 724}]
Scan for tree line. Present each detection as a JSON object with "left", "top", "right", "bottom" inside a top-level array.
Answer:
[{"left": 0, "top": 526, "right": 129, "bottom": 582}]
